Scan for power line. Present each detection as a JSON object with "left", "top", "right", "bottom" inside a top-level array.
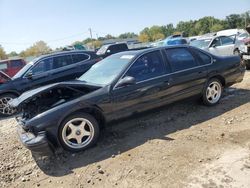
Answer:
[{"left": 0, "top": 30, "right": 90, "bottom": 46}]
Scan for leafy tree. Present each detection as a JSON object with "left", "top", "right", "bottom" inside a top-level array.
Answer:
[
  {"left": 118, "top": 32, "right": 138, "bottom": 39},
  {"left": 20, "top": 41, "right": 51, "bottom": 57},
  {"left": 104, "top": 34, "right": 115, "bottom": 39},
  {"left": 138, "top": 33, "right": 150, "bottom": 42},
  {"left": 226, "top": 14, "right": 242, "bottom": 28},
  {"left": 210, "top": 23, "right": 224, "bottom": 32},
  {"left": 0, "top": 45, "right": 7, "bottom": 60},
  {"left": 8, "top": 51, "right": 18, "bottom": 57}
]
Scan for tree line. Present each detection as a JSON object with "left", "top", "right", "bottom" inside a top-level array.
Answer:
[{"left": 0, "top": 10, "right": 249, "bottom": 60}]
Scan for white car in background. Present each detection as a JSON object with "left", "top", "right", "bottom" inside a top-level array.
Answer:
[{"left": 190, "top": 35, "right": 241, "bottom": 56}]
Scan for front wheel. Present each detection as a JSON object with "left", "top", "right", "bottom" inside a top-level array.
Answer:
[
  {"left": 246, "top": 60, "right": 250, "bottom": 70},
  {"left": 0, "top": 94, "right": 18, "bottom": 117},
  {"left": 202, "top": 79, "right": 222, "bottom": 106},
  {"left": 58, "top": 113, "right": 100, "bottom": 152}
]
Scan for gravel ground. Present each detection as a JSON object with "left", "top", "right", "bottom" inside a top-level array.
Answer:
[{"left": 1, "top": 71, "right": 250, "bottom": 188}]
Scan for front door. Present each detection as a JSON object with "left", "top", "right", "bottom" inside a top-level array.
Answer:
[{"left": 110, "top": 50, "right": 171, "bottom": 120}]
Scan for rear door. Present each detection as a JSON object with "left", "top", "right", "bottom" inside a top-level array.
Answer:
[
  {"left": 164, "top": 47, "right": 208, "bottom": 102},
  {"left": 220, "top": 36, "right": 235, "bottom": 55},
  {"left": 209, "top": 36, "right": 234, "bottom": 56},
  {"left": 111, "top": 50, "right": 171, "bottom": 120}
]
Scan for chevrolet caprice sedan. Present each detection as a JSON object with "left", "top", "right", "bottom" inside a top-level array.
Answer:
[{"left": 10, "top": 46, "right": 245, "bottom": 155}]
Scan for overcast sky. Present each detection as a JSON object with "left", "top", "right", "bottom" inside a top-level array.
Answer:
[{"left": 0, "top": 0, "right": 249, "bottom": 53}]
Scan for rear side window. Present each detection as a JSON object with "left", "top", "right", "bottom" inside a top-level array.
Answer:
[
  {"left": 10, "top": 60, "right": 23, "bottom": 68},
  {"left": 220, "top": 36, "right": 234, "bottom": 45},
  {"left": 165, "top": 48, "right": 198, "bottom": 72},
  {"left": 72, "top": 54, "right": 89, "bottom": 63},
  {"left": 193, "top": 49, "right": 212, "bottom": 65},
  {"left": 125, "top": 51, "right": 167, "bottom": 82},
  {"left": 53, "top": 55, "right": 73, "bottom": 69}
]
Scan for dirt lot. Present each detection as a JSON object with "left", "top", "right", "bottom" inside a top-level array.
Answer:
[{"left": 1, "top": 71, "right": 250, "bottom": 188}]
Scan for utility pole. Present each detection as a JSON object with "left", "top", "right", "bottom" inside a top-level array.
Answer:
[
  {"left": 245, "top": 13, "right": 247, "bottom": 28},
  {"left": 89, "top": 28, "right": 95, "bottom": 50}
]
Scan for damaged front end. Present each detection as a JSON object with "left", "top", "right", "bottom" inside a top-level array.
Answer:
[
  {"left": 11, "top": 82, "right": 100, "bottom": 121},
  {"left": 10, "top": 82, "right": 101, "bottom": 155}
]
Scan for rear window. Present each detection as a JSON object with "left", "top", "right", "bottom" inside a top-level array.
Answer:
[
  {"left": 193, "top": 49, "right": 212, "bottom": 65},
  {"left": 72, "top": 54, "right": 89, "bottom": 63},
  {"left": 53, "top": 55, "right": 73, "bottom": 68},
  {"left": 165, "top": 48, "right": 198, "bottom": 72},
  {"left": 10, "top": 59, "right": 23, "bottom": 68}
]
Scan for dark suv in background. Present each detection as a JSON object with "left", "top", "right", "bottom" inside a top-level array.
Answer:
[{"left": 0, "top": 50, "right": 99, "bottom": 117}]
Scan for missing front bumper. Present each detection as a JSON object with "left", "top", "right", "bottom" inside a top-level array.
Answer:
[{"left": 17, "top": 126, "right": 53, "bottom": 156}]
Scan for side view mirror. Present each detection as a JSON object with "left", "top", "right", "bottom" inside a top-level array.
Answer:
[
  {"left": 26, "top": 71, "right": 33, "bottom": 79},
  {"left": 106, "top": 49, "right": 111, "bottom": 53},
  {"left": 116, "top": 76, "right": 136, "bottom": 88}
]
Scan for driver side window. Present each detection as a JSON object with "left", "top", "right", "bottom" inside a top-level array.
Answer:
[
  {"left": 31, "top": 58, "right": 53, "bottom": 75},
  {"left": 125, "top": 51, "right": 167, "bottom": 82},
  {"left": 211, "top": 38, "right": 221, "bottom": 47}
]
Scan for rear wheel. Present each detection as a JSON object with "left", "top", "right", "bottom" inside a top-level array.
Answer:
[
  {"left": 58, "top": 113, "right": 100, "bottom": 152},
  {"left": 202, "top": 79, "right": 222, "bottom": 106},
  {"left": 0, "top": 94, "right": 18, "bottom": 117},
  {"left": 246, "top": 60, "right": 250, "bottom": 70},
  {"left": 233, "top": 49, "right": 240, "bottom": 56}
]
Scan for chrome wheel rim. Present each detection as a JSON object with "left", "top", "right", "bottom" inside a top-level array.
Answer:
[
  {"left": 206, "top": 81, "right": 222, "bottom": 104},
  {"left": 62, "top": 118, "right": 94, "bottom": 149},
  {"left": 0, "top": 97, "right": 16, "bottom": 115}
]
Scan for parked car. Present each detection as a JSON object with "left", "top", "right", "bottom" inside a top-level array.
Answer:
[
  {"left": 96, "top": 43, "right": 129, "bottom": 58},
  {"left": 190, "top": 35, "right": 241, "bottom": 56},
  {"left": 0, "top": 58, "right": 26, "bottom": 78},
  {"left": 237, "top": 25, "right": 250, "bottom": 69},
  {"left": 96, "top": 43, "right": 148, "bottom": 58},
  {"left": 10, "top": 45, "right": 245, "bottom": 156},
  {"left": 0, "top": 50, "right": 99, "bottom": 117},
  {"left": 150, "top": 37, "right": 188, "bottom": 48}
]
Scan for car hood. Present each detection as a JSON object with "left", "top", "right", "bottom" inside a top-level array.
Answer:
[{"left": 9, "top": 80, "right": 101, "bottom": 108}]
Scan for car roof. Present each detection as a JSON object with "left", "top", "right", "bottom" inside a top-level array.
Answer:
[
  {"left": 35, "top": 50, "right": 95, "bottom": 60},
  {"left": 0, "top": 58, "right": 24, "bottom": 63},
  {"left": 114, "top": 45, "right": 190, "bottom": 56}
]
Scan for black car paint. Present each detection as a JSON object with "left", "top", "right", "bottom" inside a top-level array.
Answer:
[
  {"left": 13, "top": 46, "right": 245, "bottom": 154},
  {"left": 0, "top": 50, "right": 98, "bottom": 97}
]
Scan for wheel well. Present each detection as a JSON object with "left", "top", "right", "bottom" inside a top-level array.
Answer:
[
  {"left": 234, "top": 48, "right": 239, "bottom": 52},
  {"left": 210, "top": 75, "right": 226, "bottom": 86},
  {"left": 62, "top": 107, "right": 106, "bottom": 129}
]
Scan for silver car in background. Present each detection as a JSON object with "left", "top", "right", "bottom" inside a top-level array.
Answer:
[{"left": 190, "top": 35, "right": 240, "bottom": 56}]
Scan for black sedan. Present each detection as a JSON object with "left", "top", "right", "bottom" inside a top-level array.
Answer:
[{"left": 10, "top": 46, "right": 245, "bottom": 155}]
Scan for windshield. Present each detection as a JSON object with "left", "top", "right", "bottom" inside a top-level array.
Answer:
[
  {"left": 78, "top": 53, "right": 134, "bottom": 85},
  {"left": 96, "top": 45, "right": 108, "bottom": 55},
  {"left": 12, "top": 62, "right": 34, "bottom": 79},
  {"left": 190, "top": 39, "right": 211, "bottom": 49}
]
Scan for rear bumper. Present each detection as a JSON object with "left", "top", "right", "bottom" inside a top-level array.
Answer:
[{"left": 17, "top": 125, "right": 53, "bottom": 155}]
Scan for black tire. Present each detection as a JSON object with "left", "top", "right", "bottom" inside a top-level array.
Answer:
[
  {"left": 246, "top": 60, "right": 250, "bottom": 70},
  {"left": 0, "top": 93, "right": 18, "bottom": 117},
  {"left": 58, "top": 112, "right": 100, "bottom": 152},
  {"left": 202, "top": 78, "right": 223, "bottom": 106},
  {"left": 233, "top": 49, "right": 240, "bottom": 56}
]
